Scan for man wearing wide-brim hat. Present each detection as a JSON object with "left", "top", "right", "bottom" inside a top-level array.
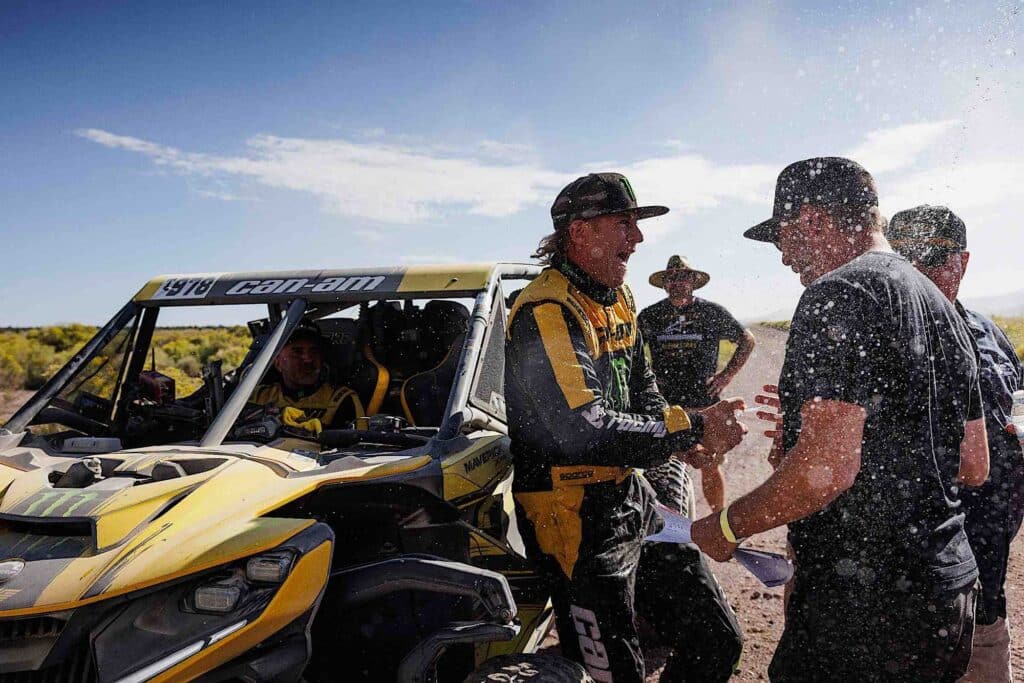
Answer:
[
  {"left": 640, "top": 256, "right": 755, "bottom": 414},
  {"left": 639, "top": 256, "right": 755, "bottom": 516}
]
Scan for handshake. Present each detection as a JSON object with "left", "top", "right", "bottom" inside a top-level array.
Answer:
[{"left": 677, "top": 397, "right": 748, "bottom": 469}]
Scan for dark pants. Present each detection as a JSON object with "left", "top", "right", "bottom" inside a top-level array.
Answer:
[
  {"left": 769, "top": 574, "right": 977, "bottom": 682},
  {"left": 518, "top": 471, "right": 741, "bottom": 683},
  {"left": 635, "top": 542, "right": 743, "bottom": 682},
  {"left": 963, "top": 460, "right": 1024, "bottom": 624}
]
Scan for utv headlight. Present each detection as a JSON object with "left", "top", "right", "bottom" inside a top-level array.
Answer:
[
  {"left": 193, "top": 583, "right": 242, "bottom": 613},
  {"left": 0, "top": 559, "right": 25, "bottom": 584},
  {"left": 245, "top": 552, "right": 293, "bottom": 583}
]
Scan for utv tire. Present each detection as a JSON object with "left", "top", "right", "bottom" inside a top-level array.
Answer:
[
  {"left": 643, "top": 456, "right": 692, "bottom": 515},
  {"left": 463, "top": 654, "right": 594, "bottom": 683}
]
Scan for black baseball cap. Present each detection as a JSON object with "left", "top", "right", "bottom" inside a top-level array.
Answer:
[
  {"left": 887, "top": 205, "right": 967, "bottom": 266},
  {"left": 285, "top": 320, "right": 324, "bottom": 345},
  {"left": 551, "top": 172, "right": 668, "bottom": 229},
  {"left": 744, "top": 157, "right": 879, "bottom": 243}
]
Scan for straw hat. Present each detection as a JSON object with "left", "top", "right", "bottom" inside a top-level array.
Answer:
[{"left": 648, "top": 255, "right": 710, "bottom": 290}]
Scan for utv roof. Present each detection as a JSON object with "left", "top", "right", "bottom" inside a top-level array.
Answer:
[{"left": 133, "top": 263, "right": 541, "bottom": 306}]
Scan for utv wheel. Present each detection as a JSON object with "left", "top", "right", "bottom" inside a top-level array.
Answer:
[
  {"left": 643, "top": 456, "right": 692, "bottom": 515},
  {"left": 463, "top": 653, "right": 594, "bottom": 683}
]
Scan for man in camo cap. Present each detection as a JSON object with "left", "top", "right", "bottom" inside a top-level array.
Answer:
[{"left": 889, "top": 205, "right": 1024, "bottom": 683}]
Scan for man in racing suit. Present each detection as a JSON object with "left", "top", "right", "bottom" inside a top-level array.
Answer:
[
  {"left": 506, "top": 172, "right": 746, "bottom": 683},
  {"left": 253, "top": 321, "right": 365, "bottom": 428}
]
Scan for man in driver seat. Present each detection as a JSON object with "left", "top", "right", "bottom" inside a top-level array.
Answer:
[{"left": 253, "top": 321, "right": 365, "bottom": 428}]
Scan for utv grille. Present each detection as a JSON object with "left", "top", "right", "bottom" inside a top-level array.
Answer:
[
  {"left": 0, "top": 617, "right": 96, "bottom": 682},
  {"left": 0, "top": 617, "right": 63, "bottom": 643},
  {"left": 0, "top": 646, "right": 95, "bottom": 683}
]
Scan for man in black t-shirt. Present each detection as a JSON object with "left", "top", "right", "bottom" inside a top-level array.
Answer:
[
  {"left": 640, "top": 255, "right": 755, "bottom": 513},
  {"left": 691, "top": 157, "right": 990, "bottom": 681},
  {"left": 640, "top": 255, "right": 755, "bottom": 409},
  {"left": 888, "top": 205, "right": 1024, "bottom": 683}
]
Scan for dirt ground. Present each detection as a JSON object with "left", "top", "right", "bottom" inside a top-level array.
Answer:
[
  {"left": 0, "top": 390, "right": 32, "bottom": 424},
  {"left": 543, "top": 325, "right": 1024, "bottom": 680}
]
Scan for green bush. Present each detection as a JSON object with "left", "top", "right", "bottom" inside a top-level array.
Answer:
[
  {"left": 992, "top": 317, "right": 1024, "bottom": 361},
  {"left": 0, "top": 325, "right": 252, "bottom": 392}
]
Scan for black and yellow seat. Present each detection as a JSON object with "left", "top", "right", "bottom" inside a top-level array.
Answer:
[{"left": 347, "top": 301, "right": 469, "bottom": 426}]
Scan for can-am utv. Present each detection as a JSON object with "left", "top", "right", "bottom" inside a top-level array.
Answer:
[{"left": 0, "top": 264, "right": 590, "bottom": 682}]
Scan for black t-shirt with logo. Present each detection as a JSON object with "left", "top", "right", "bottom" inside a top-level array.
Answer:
[
  {"left": 638, "top": 297, "right": 745, "bottom": 407},
  {"left": 780, "top": 251, "right": 982, "bottom": 593}
]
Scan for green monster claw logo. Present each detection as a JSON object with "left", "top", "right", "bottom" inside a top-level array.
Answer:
[
  {"left": 610, "top": 356, "right": 630, "bottom": 409},
  {"left": 619, "top": 177, "right": 637, "bottom": 203},
  {"left": 21, "top": 491, "right": 102, "bottom": 517}
]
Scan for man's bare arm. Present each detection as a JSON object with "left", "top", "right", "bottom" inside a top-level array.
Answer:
[
  {"left": 701, "top": 464, "right": 726, "bottom": 513},
  {"left": 708, "top": 330, "right": 756, "bottom": 397},
  {"left": 957, "top": 417, "right": 989, "bottom": 487},
  {"left": 692, "top": 399, "right": 866, "bottom": 561}
]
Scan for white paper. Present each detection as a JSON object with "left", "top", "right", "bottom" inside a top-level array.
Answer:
[
  {"left": 645, "top": 504, "right": 793, "bottom": 588},
  {"left": 644, "top": 504, "right": 693, "bottom": 543}
]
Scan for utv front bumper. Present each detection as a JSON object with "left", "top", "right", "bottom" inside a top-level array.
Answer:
[
  {"left": 331, "top": 555, "right": 520, "bottom": 683},
  {"left": 0, "top": 522, "right": 334, "bottom": 683}
]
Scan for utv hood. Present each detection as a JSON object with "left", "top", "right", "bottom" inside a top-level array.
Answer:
[{"left": 0, "top": 445, "right": 434, "bottom": 615}]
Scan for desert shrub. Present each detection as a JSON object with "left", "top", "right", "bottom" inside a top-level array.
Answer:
[
  {"left": 0, "top": 325, "right": 252, "bottom": 391},
  {"left": 0, "top": 346, "right": 26, "bottom": 389},
  {"left": 992, "top": 317, "right": 1024, "bottom": 362}
]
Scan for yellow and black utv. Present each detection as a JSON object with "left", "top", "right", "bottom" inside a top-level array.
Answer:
[{"left": 0, "top": 265, "right": 591, "bottom": 682}]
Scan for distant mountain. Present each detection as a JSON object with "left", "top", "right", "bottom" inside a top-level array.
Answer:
[{"left": 962, "top": 290, "right": 1024, "bottom": 317}]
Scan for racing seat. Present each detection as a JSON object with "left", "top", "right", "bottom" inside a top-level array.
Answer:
[
  {"left": 399, "top": 301, "right": 469, "bottom": 426},
  {"left": 347, "top": 301, "right": 469, "bottom": 426}
]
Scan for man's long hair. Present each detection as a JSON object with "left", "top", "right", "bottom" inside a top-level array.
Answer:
[{"left": 533, "top": 220, "right": 570, "bottom": 264}]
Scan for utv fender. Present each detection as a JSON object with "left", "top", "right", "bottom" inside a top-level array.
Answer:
[{"left": 331, "top": 555, "right": 516, "bottom": 623}]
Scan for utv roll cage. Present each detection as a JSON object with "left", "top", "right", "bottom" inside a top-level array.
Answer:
[{"left": 0, "top": 263, "right": 541, "bottom": 452}]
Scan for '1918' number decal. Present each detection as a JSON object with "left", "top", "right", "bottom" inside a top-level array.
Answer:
[{"left": 153, "top": 277, "right": 215, "bottom": 300}]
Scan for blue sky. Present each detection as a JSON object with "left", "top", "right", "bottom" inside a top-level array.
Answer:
[{"left": 1, "top": 1, "right": 1021, "bottom": 325}]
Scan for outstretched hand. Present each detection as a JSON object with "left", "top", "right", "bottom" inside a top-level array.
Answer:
[
  {"left": 677, "top": 444, "right": 722, "bottom": 470},
  {"left": 706, "top": 372, "right": 732, "bottom": 399},
  {"left": 755, "top": 384, "right": 785, "bottom": 469},
  {"left": 697, "top": 397, "right": 748, "bottom": 458}
]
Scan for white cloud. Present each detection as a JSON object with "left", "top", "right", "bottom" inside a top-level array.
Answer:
[
  {"left": 78, "top": 120, "right": 1020, "bottom": 241},
  {"left": 353, "top": 228, "right": 389, "bottom": 244},
  {"left": 77, "top": 128, "right": 564, "bottom": 224},
  {"left": 195, "top": 189, "right": 260, "bottom": 202},
  {"left": 885, "top": 160, "right": 1024, "bottom": 214},
  {"left": 399, "top": 253, "right": 459, "bottom": 264},
  {"left": 842, "top": 119, "right": 959, "bottom": 174},
  {"left": 477, "top": 140, "right": 536, "bottom": 162}
]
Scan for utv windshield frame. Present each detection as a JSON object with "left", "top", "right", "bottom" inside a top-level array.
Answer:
[{"left": 1, "top": 263, "right": 541, "bottom": 449}]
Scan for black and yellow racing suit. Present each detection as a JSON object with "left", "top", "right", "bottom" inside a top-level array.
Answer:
[
  {"left": 252, "top": 382, "right": 365, "bottom": 429},
  {"left": 506, "top": 258, "right": 741, "bottom": 683}
]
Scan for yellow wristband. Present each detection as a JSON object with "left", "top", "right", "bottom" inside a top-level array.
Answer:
[{"left": 719, "top": 507, "right": 740, "bottom": 544}]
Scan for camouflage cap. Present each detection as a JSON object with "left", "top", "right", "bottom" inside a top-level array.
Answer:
[
  {"left": 744, "top": 157, "right": 878, "bottom": 243},
  {"left": 551, "top": 173, "right": 668, "bottom": 229},
  {"left": 886, "top": 205, "right": 967, "bottom": 266}
]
